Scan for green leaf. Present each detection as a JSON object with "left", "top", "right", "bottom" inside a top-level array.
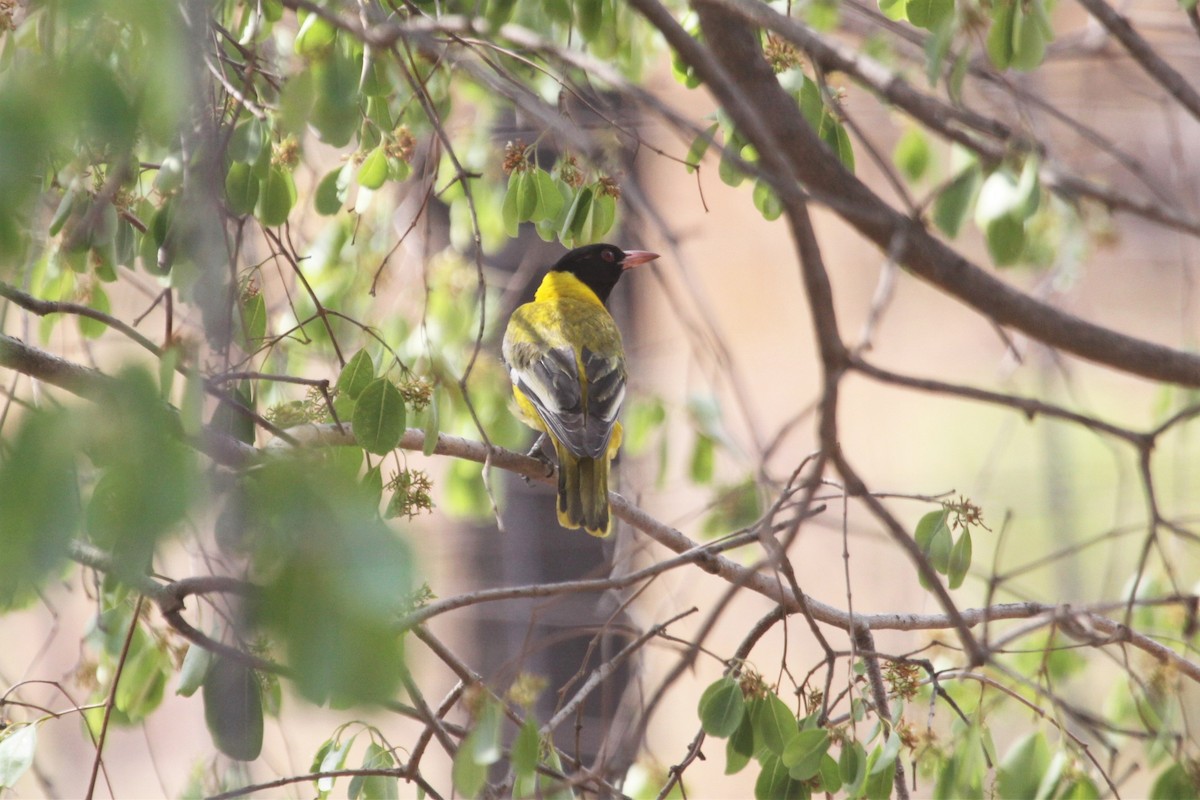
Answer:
[
  {"left": 893, "top": 128, "right": 931, "bottom": 182},
  {"left": 906, "top": 0, "right": 953, "bottom": 29},
  {"left": 337, "top": 349, "right": 376, "bottom": 399},
  {"left": 0, "top": 408, "right": 78, "bottom": 609},
  {"left": 987, "top": 1, "right": 1017, "bottom": 70},
  {"left": 469, "top": 700, "right": 504, "bottom": 766},
  {"left": 256, "top": 166, "right": 297, "bottom": 227},
  {"left": 0, "top": 725, "right": 37, "bottom": 789},
  {"left": 947, "top": 528, "right": 972, "bottom": 589},
  {"left": 752, "top": 692, "right": 798, "bottom": 757},
  {"left": 245, "top": 457, "right": 411, "bottom": 705},
  {"left": 358, "top": 145, "right": 389, "bottom": 190},
  {"left": 1059, "top": 776, "right": 1101, "bottom": 800},
  {"left": 451, "top": 741, "right": 487, "bottom": 798},
  {"left": 753, "top": 179, "right": 783, "bottom": 221},
  {"left": 78, "top": 285, "right": 110, "bottom": 339},
  {"left": 314, "top": 167, "right": 345, "bottom": 215},
  {"left": 689, "top": 433, "right": 715, "bottom": 484},
  {"left": 175, "top": 643, "right": 212, "bottom": 697},
  {"left": 985, "top": 215, "right": 1026, "bottom": 266},
  {"left": 577, "top": 0, "right": 604, "bottom": 40},
  {"left": 559, "top": 185, "right": 593, "bottom": 245},
  {"left": 781, "top": 728, "right": 830, "bottom": 780},
  {"left": 212, "top": 382, "right": 256, "bottom": 445},
  {"left": 698, "top": 677, "right": 746, "bottom": 738},
  {"left": 581, "top": 190, "right": 616, "bottom": 243},
  {"left": 879, "top": 0, "right": 908, "bottom": 21},
  {"left": 840, "top": 741, "right": 868, "bottom": 797},
  {"left": 353, "top": 378, "right": 406, "bottom": 455},
  {"left": 294, "top": 11, "right": 337, "bottom": 58},
  {"left": 1142, "top": 762, "right": 1200, "bottom": 800},
  {"left": 240, "top": 291, "right": 267, "bottom": 346},
  {"left": 725, "top": 714, "right": 755, "bottom": 774},
  {"left": 315, "top": 735, "right": 355, "bottom": 794},
  {"left": 202, "top": 656, "right": 264, "bottom": 761},
  {"left": 755, "top": 753, "right": 809, "bottom": 800},
  {"left": 350, "top": 742, "right": 398, "bottom": 800},
  {"left": 718, "top": 145, "right": 746, "bottom": 187},
  {"left": 817, "top": 753, "right": 843, "bottom": 794},
  {"left": 1010, "top": 3, "right": 1048, "bottom": 70},
  {"left": 997, "top": 732, "right": 1051, "bottom": 799},
  {"left": 933, "top": 164, "right": 981, "bottom": 237},
  {"left": 531, "top": 168, "right": 564, "bottom": 221},
  {"left": 225, "top": 161, "right": 259, "bottom": 216},
  {"left": 687, "top": 123, "right": 719, "bottom": 173},
  {"left": 512, "top": 719, "right": 541, "bottom": 790}
]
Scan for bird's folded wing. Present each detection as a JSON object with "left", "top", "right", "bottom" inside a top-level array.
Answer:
[{"left": 512, "top": 344, "right": 624, "bottom": 460}]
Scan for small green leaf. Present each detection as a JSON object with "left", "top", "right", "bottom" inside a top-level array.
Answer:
[
  {"left": 755, "top": 753, "right": 808, "bottom": 800},
  {"left": 315, "top": 735, "right": 355, "bottom": 793},
  {"left": 502, "top": 172, "right": 522, "bottom": 237},
  {"left": 817, "top": 753, "right": 843, "bottom": 794},
  {"left": 933, "top": 165, "right": 981, "bottom": 237},
  {"left": 985, "top": 215, "right": 1026, "bottom": 266},
  {"left": 725, "top": 714, "right": 755, "bottom": 774},
  {"left": 337, "top": 349, "right": 376, "bottom": 399},
  {"left": 202, "top": 656, "right": 264, "bottom": 761},
  {"left": 689, "top": 433, "right": 715, "bottom": 484},
  {"left": 225, "top": 161, "right": 259, "bottom": 216},
  {"left": 718, "top": 146, "right": 746, "bottom": 187},
  {"left": 1010, "top": 3, "right": 1048, "bottom": 70},
  {"left": 512, "top": 719, "right": 540, "bottom": 784},
  {"left": 879, "top": 0, "right": 908, "bottom": 21},
  {"left": 531, "top": 168, "right": 564, "bottom": 221},
  {"left": 451, "top": 741, "right": 487, "bottom": 798},
  {"left": 997, "top": 732, "right": 1051, "bottom": 799},
  {"left": 314, "top": 167, "right": 344, "bottom": 215},
  {"left": 781, "top": 728, "right": 830, "bottom": 780},
  {"left": 1059, "top": 776, "right": 1101, "bottom": 800},
  {"left": 358, "top": 145, "right": 389, "bottom": 190},
  {"left": 294, "top": 11, "right": 337, "bottom": 58},
  {"left": 698, "top": 677, "right": 746, "bottom": 738},
  {"left": 176, "top": 644, "right": 213, "bottom": 697},
  {"left": 947, "top": 528, "right": 972, "bottom": 589},
  {"left": 79, "top": 286, "right": 110, "bottom": 339},
  {"left": 906, "top": 0, "right": 953, "bottom": 29},
  {"left": 840, "top": 741, "right": 868, "bottom": 796},
  {"left": 753, "top": 179, "right": 783, "bottom": 221},
  {"left": 752, "top": 692, "right": 798, "bottom": 756},
  {"left": 687, "top": 123, "right": 719, "bottom": 173},
  {"left": 240, "top": 291, "right": 267, "bottom": 346},
  {"left": 893, "top": 128, "right": 931, "bottom": 182},
  {"left": 0, "top": 725, "right": 37, "bottom": 789},
  {"left": 576, "top": 0, "right": 603, "bottom": 40},
  {"left": 350, "top": 742, "right": 398, "bottom": 800},
  {"left": 987, "top": 0, "right": 1017, "bottom": 69},
  {"left": 256, "top": 166, "right": 297, "bottom": 227},
  {"left": 353, "top": 378, "right": 406, "bottom": 455}
]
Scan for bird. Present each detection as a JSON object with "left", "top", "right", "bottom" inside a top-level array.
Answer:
[{"left": 502, "top": 243, "right": 659, "bottom": 537}]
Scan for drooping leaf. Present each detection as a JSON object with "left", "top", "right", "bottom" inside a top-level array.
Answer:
[
  {"left": 698, "top": 677, "right": 746, "bottom": 738},
  {"left": 202, "top": 655, "right": 264, "bottom": 761},
  {"left": 353, "top": 378, "right": 406, "bottom": 455},
  {"left": 0, "top": 725, "right": 37, "bottom": 789}
]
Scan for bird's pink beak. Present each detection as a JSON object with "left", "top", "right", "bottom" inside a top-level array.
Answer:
[{"left": 620, "top": 250, "right": 660, "bottom": 269}]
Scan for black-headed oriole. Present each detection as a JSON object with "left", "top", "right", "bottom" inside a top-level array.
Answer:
[{"left": 502, "top": 244, "right": 659, "bottom": 537}]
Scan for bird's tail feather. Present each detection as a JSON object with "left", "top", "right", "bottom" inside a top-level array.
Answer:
[{"left": 555, "top": 446, "right": 611, "bottom": 537}]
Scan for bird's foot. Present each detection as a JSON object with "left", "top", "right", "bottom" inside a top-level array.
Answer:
[{"left": 522, "top": 434, "right": 555, "bottom": 481}]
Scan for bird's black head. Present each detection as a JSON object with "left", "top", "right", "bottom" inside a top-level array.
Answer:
[{"left": 550, "top": 243, "right": 659, "bottom": 304}]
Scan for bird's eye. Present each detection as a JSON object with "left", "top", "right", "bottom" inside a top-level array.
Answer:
[{"left": 601, "top": 249, "right": 616, "bottom": 263}]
